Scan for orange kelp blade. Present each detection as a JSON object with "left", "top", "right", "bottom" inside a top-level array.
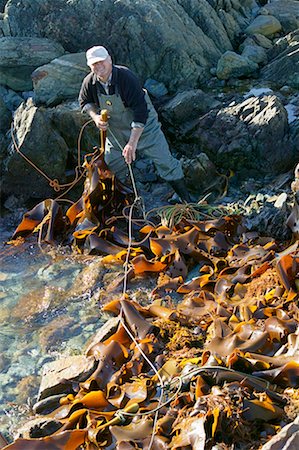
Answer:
[
  {"left": 12, "top": 199, "right": 64, "bottom": 242},
  {"left": 2, "top": 429, "right": 86, "bottom": 450}
]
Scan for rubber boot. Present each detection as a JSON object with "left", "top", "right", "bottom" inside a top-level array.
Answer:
[{"left": 168, "top": 178, "right": 191, "bottom": 203}]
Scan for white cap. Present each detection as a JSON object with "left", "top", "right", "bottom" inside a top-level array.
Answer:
[{"left": 86, "top": 46, "right": 109, "bottom": 66}]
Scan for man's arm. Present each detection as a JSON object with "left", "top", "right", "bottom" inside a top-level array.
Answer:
[{"left": 122, "top": 126, "right": 144, "bottom": 164}]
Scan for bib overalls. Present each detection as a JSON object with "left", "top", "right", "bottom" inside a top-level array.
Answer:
[{"left": 96, "top": 86, "right": 184, "bottom": 183}]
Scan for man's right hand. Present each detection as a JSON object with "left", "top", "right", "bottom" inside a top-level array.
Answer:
[{"left": 90, "top": 111, "right": 109, "bottom": 130}]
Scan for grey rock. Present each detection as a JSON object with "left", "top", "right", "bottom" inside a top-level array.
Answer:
[
  {"left": 181, "top": 153, "right": 224, "bottom": 198},
  {"left": 177, "top": 0, "right": 233, "bottom": 52},
  {"left": 241, "top": 44, "right": 268, "bottom": 65},
  {"left": 0, "top": 85, "right": 23, "bottom": 111},
  {"left": 190, "top": 94, "right": 296, "bottom": 176},
  {"left": 0, "top": 95, "right": 11, "bottom": 132},
  {"left": 261, "top": 0, "right": 299, "bottom": 34},
  {"left": 144, "top": 79, "right": 168, "bottom": 98},
  {"left": 261, "top": 31, "right": 299, "bottom": 89},
  {"left": 32, "top": 52, "right": 89, "bottom": 106},
  {"left": 216, "top": 51, "right": 258, "bottom": 80},
  {"left": 0, "top": 36, "right": 65, "bottom": 91},
  {"left": 245, "top": 14, "right": 282, "bottom": 37},
  {"left": 37, "top": 354, "right": 98, "bottom": 401},
  {"left": 161, "top": 89, "right": 221, "bottom": 125},
  {"left": 239, "top": 33, "right": 273, "bottom": 51},
  {"left": 1, "top": 0, "right": 257, "bottom": 92},
  {"left": 1, "top": 98, "right": 69, "bottom": 200},
  {"left": 1, "top": 99, "right": 99, "bottom": 202}
]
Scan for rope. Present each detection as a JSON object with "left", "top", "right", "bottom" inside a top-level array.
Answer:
[
  {"left": 10, "top": 121, "right": 88, "bottom": 199},
  {"left": 105, "top": 126, "right": 166, "bottom": 449}
]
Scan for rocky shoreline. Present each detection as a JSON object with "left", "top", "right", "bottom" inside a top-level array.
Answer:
[{"left": 0, "top": 0, "right": 298, "bottom": 449}]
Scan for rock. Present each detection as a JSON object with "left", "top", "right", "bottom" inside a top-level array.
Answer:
[
  {"left": 216, "top": 51, "right": 258, "bottom": 80},
  {"left": 0, "top": 95, "right": 11, "bottom": 132},
  {"left": 190, "top": 94, "right": 296, "bottom": 176},
  {"left": 250, "top": 33, "right": 273, "bottom": 50},
  {"left": 37, "top": 355, "right": 98, "bottom": 401},
  {"left": 245, "top": 14, "right": 282, "bottom": 37},
  {"left": 161, "top": 89, "right": 221, "bottom": 126},
  {"left": 15, "top": 375, "right": 40, "bottom": 404},
  {"left": 1, "top": 0, "right": 257, "bottom": 91},
  {"left": 261, "top": 31, "right": 299, "bottom": 89},
  {"left": 0, "top": 85, "right": 23, "bottom": 111},
  {"left": 181, "top": 153, "right": 224, "bottom": 198},
  {"left": 260, "top": 416, "right": 299, "bottom": 450},
  {"left": 260, "top": 0, "right": 299, "bottom": 34},
  {"left": 84, "top": 317, "right": 120, "bottom": 355},
  {"left": 144, "top": 79, "right": 168, "bottom": 98},
  {"left": 0, "top": 99, "right": 98, "bottom": 203},
  {"left": 32, "top": 52, "right": 89, "bottom": 106},
  {"left": 241, "top": 44, "right": 268, "bottom": 65},
  {"left": 0, "top": 37, "right": 65, "bottom": 91},
  {"left": 177, "top": 0, "right": 233, "bottom": 52}
]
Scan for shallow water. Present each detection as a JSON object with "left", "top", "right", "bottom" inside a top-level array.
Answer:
[{"left": 0, "top": 222, "right": 105, "bottom": 441}]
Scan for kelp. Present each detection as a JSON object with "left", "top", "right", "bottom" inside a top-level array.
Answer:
[{"left": 4, "top": 148, "right": 299, "bottom": 450}]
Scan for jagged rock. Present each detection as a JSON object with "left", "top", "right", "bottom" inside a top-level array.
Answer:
[
  {"left": 190, "top": 94, "right": 296, "bottom": 176},
  {"left": 2, "top": 0, "right": 258, "bottom": 91},
  {"left": 0, "top": 99, "right": 98, "bottom": 202},
  {"left": 161, "top": 89, "right": 221, "bottom": 128},
  {"left": 245, "top": 14, "right": 282, "bottom": 37},
  {"left": 177, "top": 0, "right": 233, "bottom": 52},
  {"left": 216, "top": 50, "right": 258, "bottom": 79},
  {"left": 261, "top": 31, "right": 299, "bottom": 89},
  {"left": 0, "top": 36, "right": 65, "bottom": 90},
  {"left": 37, "top": 355, "right": 98, "bottom": 401},
  {"left": 32, "top": 52, "right": 89, "bottom": 106}
]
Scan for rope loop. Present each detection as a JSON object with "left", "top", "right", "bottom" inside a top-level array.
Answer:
[{"left": 49, "top": 179, "right": 61, "bottom": 192}]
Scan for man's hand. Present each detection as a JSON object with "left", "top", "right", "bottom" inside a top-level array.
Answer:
[
  {"left": 123, "top": 143, "right": 137, "bottom": 164},
  {"left": 122, "top": 127, "right": 144, "bottom": 164},
  {"left": 90, "top": 111, "right": 109, "bottom": 130}
]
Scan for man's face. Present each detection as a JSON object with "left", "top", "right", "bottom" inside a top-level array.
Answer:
[{"left": 91, "top": 57, "right": 112, "bottom": 82}]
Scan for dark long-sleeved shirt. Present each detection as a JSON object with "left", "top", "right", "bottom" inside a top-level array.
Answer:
[{"left": 79, "top": 64, "right": 149, "bottom": 125}]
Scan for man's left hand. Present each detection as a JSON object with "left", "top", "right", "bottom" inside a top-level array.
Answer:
[{"left": 122, "top": 143, "right": 137, "bottom": 164}]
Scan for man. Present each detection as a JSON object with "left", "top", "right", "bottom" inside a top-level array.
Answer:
[{"left": 79, "top": 45, "right": 191, "bottom": 202}]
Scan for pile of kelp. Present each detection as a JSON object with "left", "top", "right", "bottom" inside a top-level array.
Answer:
[{"left": 4, "top": 151, "right": 299, "bottom": 450}]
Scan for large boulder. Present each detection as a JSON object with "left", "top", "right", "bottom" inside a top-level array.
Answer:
[
  {"left": 189, "top": 94, "right": 296, "bottom": 177},
  {"left": 2, "top": 0, "right": 257, "bottom": 91},
  {"left": 260, "top": 0, "right": 299, "bottom": 34},
  {"left": 1, "top": 98, "right": 98, "bottom": 202},
  {"left": 245, "top": 14, "right": 282, "bottom": 37},
  {"left": 0, "top": 36, "right": 65, "bottom": 91},
  {"left": 32, "top": 52, "right": 89, "bottom": 106}
]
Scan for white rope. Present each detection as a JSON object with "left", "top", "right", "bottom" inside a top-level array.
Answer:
[{"left": 107, "top": 126, "right": 166, "bottom": 449}]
